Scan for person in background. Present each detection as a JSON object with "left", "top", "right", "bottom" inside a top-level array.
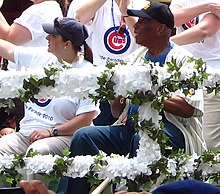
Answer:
[
  {"left": 170, "top": 0, "right": 220, "bottom": 150},
  {"left": 0, "top": 98, "right": 24, "bottom": 136},
  {"left": 0, "top": 107, "right": 16, "bottom": 136},
  {"left": 0, "top": 0, "right": 69, "bottom": 70},
  {"left": 0, "top": 17, "right": 99, "bottom": 156}
]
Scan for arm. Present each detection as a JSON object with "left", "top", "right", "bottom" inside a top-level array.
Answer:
[
  {"left": 20, "top": 180, "right": 55, "bottom": 194},
  {"left": 52, "top": 111, "right": 97, "bottom": 135},
  {"left": 0, "top": 12, "right": 32, "bottom": 45},
  {"left": 0, "top": 39, "right": 16, "bottom": 62},
  {"left": 110, "top": 96, "right": 126, "bottom": 118},
  {"left": 171, "top": 13, "right": 220, "bottom": 45},
  {"left": 119, "top": 0, "right": 137, "bottom": 38},
  {"left": 75, "top": 0, "right": 107, "bottom": 24},
  {"left": 28, "top": 111, "right": 97, "bottom": 142},
  {"left": 170, "top": 2, "right": 220, "bottom": 27},
  {"left": 164, "top": 96, "right": 195, "bottom": 118}
]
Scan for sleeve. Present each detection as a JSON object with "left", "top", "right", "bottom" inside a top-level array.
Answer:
[
  {"left": 166, "top": 45, "right": 203, "bottom": 117},
  {"left": 14, "top": 3, "right": 62, "bottom": 41},
  {"left": 67, "top": 0, "right": 80, "bottom": 18},
  {"left": 184, "top": 88, "right": 204, "bottom": 117},
  {"left": 67, "top": 0, "right": 93, "bottom": 35},
  {"left": 76, "top": 98, "right": 100, "bottom": 117},
  {"left": 14, "top": 5, "right": 46, "bottom": 40},
  {"left": 170, "top": 0, "right": 185, "bottom": 7},
  {"left": 13, "top": 46, "right": 54, "bottom": 70}
]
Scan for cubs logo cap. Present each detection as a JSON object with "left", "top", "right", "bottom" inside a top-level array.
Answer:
[{"left": 127, "top": 2, "right": 174, "bottom": 29}]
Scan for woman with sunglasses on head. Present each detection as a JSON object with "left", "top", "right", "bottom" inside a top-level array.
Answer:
[{"left": 0, "top": 17, "right": 99, "bottom": 156}]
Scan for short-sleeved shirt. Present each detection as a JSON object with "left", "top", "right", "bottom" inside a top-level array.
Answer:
[{"left": 14, "top": 47, "right": 100, "bottom": 136}]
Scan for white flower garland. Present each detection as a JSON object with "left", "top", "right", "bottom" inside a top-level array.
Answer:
[{"left": 0, "top": 61, "right": 219, "bottom": 190}]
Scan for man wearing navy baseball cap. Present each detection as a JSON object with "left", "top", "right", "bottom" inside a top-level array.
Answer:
[{"left": 127, "top": 1, "right": 174, "bottom": 30}]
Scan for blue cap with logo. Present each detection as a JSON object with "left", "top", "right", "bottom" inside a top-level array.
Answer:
[{"left": 127, "top": 2, "right": 174, "bottom": 29}]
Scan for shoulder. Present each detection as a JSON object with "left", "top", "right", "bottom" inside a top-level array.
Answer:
[
  {"left": 14, "top": 47, "right": 56, "bottom": 68},
  {"left": 166, "top": 42, "right": 193, "bottom": 64},
  {"left": 124, "top": 46, "right": 148, "bottom": 65},
  {"left": 170, "top": 0, "right": 189, "bottom": 7},
  {"left": 15, "top": 1, "right": 62, "bottom": 23},
  {"left": 75, "top": 58, "right": 94, "bottom": 68}
]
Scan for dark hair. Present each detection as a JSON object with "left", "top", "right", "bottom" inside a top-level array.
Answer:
[
  {"left": 61, "top": 34, "right": 93, "bottom": 64},
  {"left": 56, "top": 0, "right": 71, "bottom": 16},
  {"left": 83, "top": 42, "right": 93, "bottom": 64},
  {"left": 0, "top": 98, "right": 24, "bottom": 132},
  {"left": 72, "top": 43, "right": 93, "bottom": 64}
]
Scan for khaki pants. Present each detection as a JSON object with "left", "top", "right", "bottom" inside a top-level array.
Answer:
[
  {"left": 203, "top": 92, "right": 220, "bottom": 149},
  {"left": 0, "top": 132, "right": 72, "bottom": 156}
]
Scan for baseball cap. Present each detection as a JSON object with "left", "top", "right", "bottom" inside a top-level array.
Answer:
[
  {"left": 127, "top": 2, "right": 174, "bottom": 29},
  {"left": 152, "top": 180, "right": 220, "bottom": 194},
  {"left": 42, "top": 17, "right": 88, "bottom": 47}
]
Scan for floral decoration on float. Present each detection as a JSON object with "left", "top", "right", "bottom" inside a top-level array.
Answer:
[{"left": 1, "top": 58, "right": 220, "bottom": 192}]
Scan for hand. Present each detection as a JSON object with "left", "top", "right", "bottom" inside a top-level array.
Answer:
[
  {"left": 28, "top": 129, "right": 51, "bottom": 143},
  {"left": 118, "top": 0, "right": 131, "bottom": 16},
  {"left": 0, "top": 127, "right": 15, "bottom": 136},
  {"left": 19, "top": 180, "right": 55, "bottom": 194},
  {"left": 209, "top": 3, "right": 220, "bottom": 18}
]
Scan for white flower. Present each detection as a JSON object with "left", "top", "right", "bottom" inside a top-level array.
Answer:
[
  {"left": 111, "top": 64, "right": 152, "bottom": 96},
  {"left": 138, "top": 102, "right": 161, "bottom": 127},
  {"left": 0, "top": 155, "right": 14, "bottom": 171},
  {"left": 136, "top": 131, "right": 161, "bottom": 164},
  {"left": 25, "top": 155, "right": 59, "bottom": 174},
  {"left": 64, "top": 155, "right": 95, "bottom": 178},
  {"left": 167, "top": 159, "right": 177, "bottom": 176}
]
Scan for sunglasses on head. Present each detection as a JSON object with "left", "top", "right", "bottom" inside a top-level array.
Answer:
[{"left": 54, "top": 17, "right": 61, "bottom": 30}]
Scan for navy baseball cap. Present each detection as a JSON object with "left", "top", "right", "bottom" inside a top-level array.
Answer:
[
  {"left": 153, "top": 180, "right": 220, "bottom": 194},
  {"left": 42, "top": 17, "right": 88, "bottom": 47},
  {"left": 127, "top": 2, "right": 174, "bottom": 29}
]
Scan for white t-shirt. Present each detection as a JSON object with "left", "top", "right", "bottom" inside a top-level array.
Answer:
[
  {"left": 13, "top": 47, "right": 100, "bottom": 136},
  {"left": 8, "top": 1, "right": 63, "bottom": 69},
  {"left": 125, "top": 44, "right": 206, "bottom": 155},
  {"left": 67, "top": 0, "right": 146, "bottom": 66},
  {"left": 170, "top": 0, "right": 220, "bottom": 69},
  {"left": 14, "top": 1, "right": 63, "bottom": 48}
]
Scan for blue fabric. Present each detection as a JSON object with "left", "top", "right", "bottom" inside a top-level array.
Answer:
[
  {"left": 93, "top": 100, "right": 118, "bottom": 126},
  {"left": 153, "top": 180, "right": 220, "bottom": 194},
  {"left": 145, "top": 42, "right": 174, "bottom": 66},
  {"left": 57, "top": 123, "right": 136, "bottom": 194},
  {"left": 129, "top": 121, "right": 185, "bottom": 158}
]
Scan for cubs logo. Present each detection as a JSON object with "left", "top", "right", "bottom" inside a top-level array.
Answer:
[
  {"left": 104, "top": 26, "right": 131, "bottom": 54},
  {"left": 181, "top": 86, "right": 196, "bottom": 96},
  {"left": 182, "top": 16, "right": 199, "bottom": 30},
  {"left": 35, "top": 98, "right": 52, "bottom": 107},
  {"left": 144, "top": 2, "right": 150, "bottom": 10}
]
